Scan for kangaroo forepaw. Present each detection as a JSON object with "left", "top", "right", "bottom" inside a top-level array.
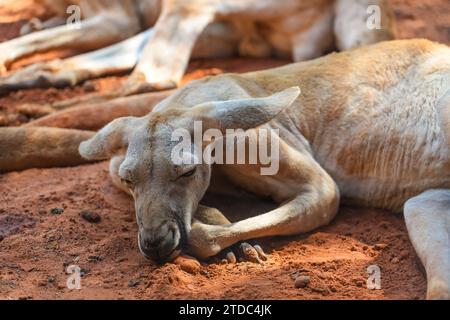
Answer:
[{"left": 221, "top": 241, "right": 268, "bottom": 264}]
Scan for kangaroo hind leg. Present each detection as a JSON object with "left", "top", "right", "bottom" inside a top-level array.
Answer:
[{"left": 404, "top": 189, "right": 450, "bottom": 299}]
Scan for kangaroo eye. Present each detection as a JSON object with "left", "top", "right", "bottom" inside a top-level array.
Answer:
[{"left": 180, "top": 167, "right": 196, "bottom": 178}]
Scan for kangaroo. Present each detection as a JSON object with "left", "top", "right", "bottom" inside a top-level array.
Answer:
[
  {"left": 77, "top": 39, "right": 450, "bottom": 300},
  {"left": 0, "top": 0, "right": 395, "bottom": 96}
]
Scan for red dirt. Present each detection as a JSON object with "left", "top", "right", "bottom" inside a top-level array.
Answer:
[{"left": 0, "top": 0, "right": 448, "bottom": 300}]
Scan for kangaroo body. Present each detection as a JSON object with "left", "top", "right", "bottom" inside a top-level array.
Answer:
[
  {"left": 79, "top": 39, "right": 450, "bottom": 299},
  {"left": 156, "top": 39, "right": 450, "bottom": 212}
]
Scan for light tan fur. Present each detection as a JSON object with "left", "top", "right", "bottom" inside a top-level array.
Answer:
[
  {"left": 0, "top": 0, "right": 395, "bottom": 95},
  {"left": 0, "top": 127, "right": 94, "bottom": 172},
  {"left": 78, "top": 39, "right": 450, "bottom": 299}
]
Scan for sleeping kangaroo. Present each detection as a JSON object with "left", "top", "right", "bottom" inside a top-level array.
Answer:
[
  {"left": 76, "top": 39, "right": 450, "bottom": 299},
  {"left": 0, "top": 0, "right": 395, "bottom": 96}
]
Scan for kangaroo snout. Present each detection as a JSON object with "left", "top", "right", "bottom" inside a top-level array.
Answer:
[{"left": 138, "top": 221, "right": 184, "bottom": 263}]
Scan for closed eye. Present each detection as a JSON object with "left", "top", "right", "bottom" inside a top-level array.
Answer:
[{"left": 180, "top": 167, "right": 196, "bottom": 178}]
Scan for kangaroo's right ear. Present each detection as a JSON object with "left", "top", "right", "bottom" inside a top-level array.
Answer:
[
  {"left": 188, "top": 87, "right": 300, "bottom": 131},
  {"left": 79, "top": 116, "right": 139, "bottom": 160}
]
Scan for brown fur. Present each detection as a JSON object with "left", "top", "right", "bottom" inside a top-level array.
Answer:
[
  {"left": 0, "top": 127, "right": 94, "bottom": 172},
  {"left": 25, "top": 91, "right": 173, "bottom": 130}
]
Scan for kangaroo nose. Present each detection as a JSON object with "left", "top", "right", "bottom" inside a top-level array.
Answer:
[
  {"left": 138, "top": 226, "right": 181, "bottom": 263},
  {"left": 139, "top": 238, "right": 161, "bottom": 261}
]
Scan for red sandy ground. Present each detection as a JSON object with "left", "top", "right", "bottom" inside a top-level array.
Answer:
[{"left": 0, "top": 0, "right": 448, "bottom": 300}]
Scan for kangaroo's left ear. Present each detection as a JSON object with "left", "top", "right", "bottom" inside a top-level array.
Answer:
[
  {"left": 188, "top": 86, "right": 300, "bottom": 131},
  {"left": 79, "top": 116, "right": 141, "bottom": 160}
]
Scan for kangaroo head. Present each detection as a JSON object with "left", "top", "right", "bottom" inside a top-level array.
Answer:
[{"left": 79, "top": 87, "right": 300, "bottom": 262}]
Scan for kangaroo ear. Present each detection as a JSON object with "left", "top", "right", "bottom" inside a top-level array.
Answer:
[
  {"left": 189, "top": 87, "right": 300, "bottom": 130},
  {"left": 79, "top": 116, "right": 139, "bottom": 160}
]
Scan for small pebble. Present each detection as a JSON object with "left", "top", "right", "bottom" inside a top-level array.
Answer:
[
  {"left": 80, "top": 268, "right": 90, "bottom": 277},
  {"left": 87, "top": 255, "right": 102, "bottom": 263},
  {"left": 294, "top": 275, "right": 310, "bottom": 288},
  {"left": 200, "top": 269, "right": 210, "bottom": 277},
  {"left": 354, "top": 279, "right": 365, "bottom": 287},
  {"left": 81, "top": 211, "right": 101, "bottom": 223},
  {"left": 128, "top": 279, "right": 140, "bottom": 287},
  {"left": 50, "top": 207, "right": 64, "bottom": 215},
  {"left": 374, "top": 243, "right": 387, "bottom": 251}
]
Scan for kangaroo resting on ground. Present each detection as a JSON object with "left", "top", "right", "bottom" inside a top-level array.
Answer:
[{"left": 76, "top": 39, "right": 450, "bottom": 299}]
